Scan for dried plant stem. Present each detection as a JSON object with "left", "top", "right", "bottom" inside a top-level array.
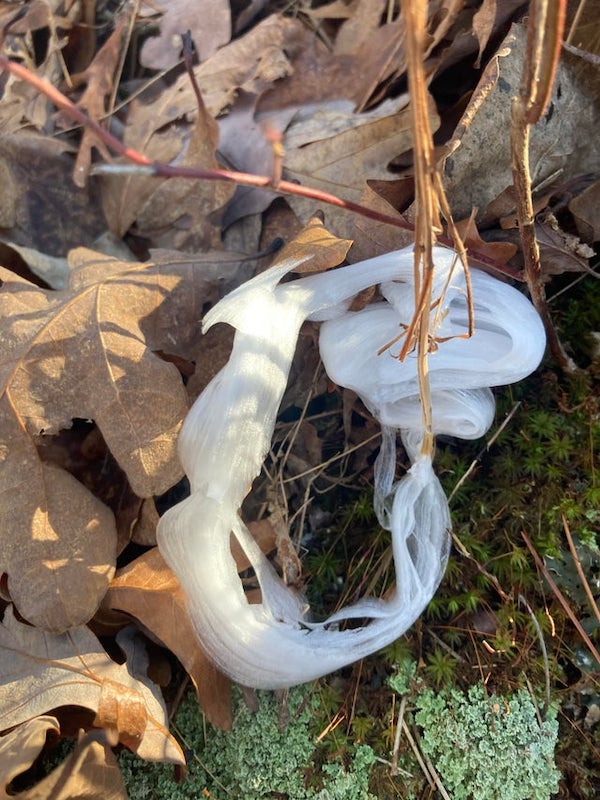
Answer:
[
  {"left": 390, "top": 695, "right": 407, "bottom": 776},
  {"left": 399, "top": 0, "right": 476, "bottom": 458},
  {"left": 400, "top": 0, "right": 437, "bottom": 457},
  {"left": 522, "top": 531, "right": 600, "bottom": 665},
  {"left": 562, "top": 514, "right": 600, "bottom": 624},
  {"left": 511, "top": 0, "right": 576, "bottom": 371}
]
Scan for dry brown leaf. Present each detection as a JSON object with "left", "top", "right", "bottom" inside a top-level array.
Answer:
[
  {"left": 219, "top": 92, "right": 297, "bottom": 226},
  {"left": 0, "top": 135, "right": 106, "bottom": 257},
  {"left": 0, "top": 607, "right": 184, "bottom": 764},
  {"left": 140, "top": 0, "right": 231, "bottom": 69},
  {"left": 489, "top": 220, "right": 595, "bottom": 279},
  {"left": 334, "top": 0, "right": 388, "bottom": 55},
  {"left": 471, "top": 0, "right": 526, "bottom": 68},
  {"left": 535, "top": 215, "right": 596, "bottom": 276},
  {"left": 0, "top": 249, "right": 228, "bottom": 631},
  {"left": 277, "top": 216, "right": 352, "bottom": 274},
  {"left": 282, "top": 96, "right": 434, "bottom": 239},
  {"left": 134, "top": 90, "right": 235, "bottom": 251},
  {"left": 131, "top": 498, "right": 160, "bottom": 546},
  {"left": 0, "top": 715, "right": 60, "bottom": 800},
  {"left": 569, "top": 179, "right": 600, "bottom": 243},
  {"left": 350, "top": 184, "right": 414, "bottom": 262},
  {"left": 258, "top": 15, "right": 407, "bottom": 112},
  {"left": 187, "top": 323, "right": 235, "bottom": 400},
  {"left": 454, "top": 210, "right": 518, "bottom": 264},
  {"left": 14, "top": 731, "right": 128, "bottom": 800},
  {"left": 69, "top": 19, "right": 127, "bottom": 187},
  {"left": 103, "top": 548, "right": 232, "bottom": 730},
  {"left": 444, "top": 23, "right": 600, "bottom": 220},
  {"left": 102, "top": 15, "right": 306, "bottom": 237}
]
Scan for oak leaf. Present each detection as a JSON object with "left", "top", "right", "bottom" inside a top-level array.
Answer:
[
  {"left": 282, "top": 95, "right": 435, "bottom": 239},
  {"left": 0, "top": 606, "right": 184, "bottom": 765},
  {"left": 0, "top": 716, "right": 60, "bottom": 800},
  {"left": 0, "top": 249, "right": 228, "bottom": 631},
  {"left": 103, "top": 548, "right": 232, "bottom": 730},
  {"left": 15, "top": 731, "right": 128, "bottom": 800}
]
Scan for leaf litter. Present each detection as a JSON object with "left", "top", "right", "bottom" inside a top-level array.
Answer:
[{"left": 0, "top": 0, "right": 598, "bottom": 796}]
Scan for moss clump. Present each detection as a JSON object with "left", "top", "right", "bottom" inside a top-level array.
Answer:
[{"left": 414, "top": 683, "right": 560, "bottom": 800}]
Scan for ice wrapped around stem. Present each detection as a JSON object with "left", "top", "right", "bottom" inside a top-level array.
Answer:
[{"left": 157, "top": 246, "right": 546, "bottom": 689}]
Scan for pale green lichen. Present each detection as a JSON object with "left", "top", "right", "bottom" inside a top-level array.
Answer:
[
  {"left": 119, "top": 687, "right": 376, "bottom": 800},
  {"left": 413, "top": 683, "right": 560, "bottom": 800}
]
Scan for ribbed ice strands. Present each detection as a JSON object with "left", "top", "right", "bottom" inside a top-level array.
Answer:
[{"left": 157, "top": 246, "right": 546, "bottom": 689}]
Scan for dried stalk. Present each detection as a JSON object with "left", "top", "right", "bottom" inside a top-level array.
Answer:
[{"left": 511, "top": 0, "right": 576, "bottom": 371}]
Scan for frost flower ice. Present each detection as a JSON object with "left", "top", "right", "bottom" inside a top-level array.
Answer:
[{"left": 157, "top": 246, "right": 546, "bottom": 688}]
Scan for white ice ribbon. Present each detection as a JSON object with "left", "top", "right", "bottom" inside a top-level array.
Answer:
[{"left": 157, "top": 246, "right": 546, "bottom": 688}]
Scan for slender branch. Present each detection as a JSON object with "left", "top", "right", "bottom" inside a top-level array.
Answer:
[
  {"left": 522, "top": 531, "right": 600, "bottom": 665},
  {"left": 0, "top": 52, "right": 525, "bottom": 280},
  {"left": 511, "top": 0, "right": 576, "bottom": 371}
]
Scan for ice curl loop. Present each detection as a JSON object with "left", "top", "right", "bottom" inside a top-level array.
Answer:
[{"left": 157, "top": 246, "right": 546, "bottom": 689}]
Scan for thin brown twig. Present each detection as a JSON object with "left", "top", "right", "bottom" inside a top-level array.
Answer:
[
  {"left": 0, "top": 52, "right": 524, "bottom": 280},
  {"left": 561, "top": 513, "right": 600, "bottom": 624},
  {"left": 511, "top": 0, "right": 576, "bottom": 372},
  {"left": 522, "top": 530, "right": 600, "bottom": 665}
]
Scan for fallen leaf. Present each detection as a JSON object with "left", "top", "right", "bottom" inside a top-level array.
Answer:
[
  {"left": 350, "top": 184, "right": 414, "bottom": 262},
  {"left": 443, "top": 23, "right": 600, "bottom": 220},
  {"left": 133, "top": 89, "right": 235, "bottom": 251},
  {"left": 536, "top": 214, "right": 596, "bottom": 276},
  {"left": 277, "top": 216, "right": 352, "bottom": 274},
  {"left": 14, "top": 730, "right": 128, "bottom": 800},
  {"left": 489, "top": 218, "right": 596, "bottom": 279},
  {"left": 0, "top": 242, "right": 69, "bottom": 289},
  {"left": 0, "top": 135, "right": 106, "bottom": 256},
  {"left": 131, "top": 499, "right": 160, "bottom": 547},
  {"left": 103, "top": 548, "right": 232, "bottom": 730},
  {"left": 0, "top": 249, "right": 230, "bottom": 630},
  {"left": 0, "top": 607, "right": 184, "bottom": 764},
  {"left": 0, "top": 716, "right": 60, "bottom": 800},
  {"left": 218, "top": 91, "right": 296, "bottom": 226},
  {"left": 334, "top": 0, "right": 388, "bottom": 55},
  {"left": 471, "top": 0, "right": 527, "bottom": 68},
  {"left": 282, "top": 95, "right": 428, "bottom": 239},
  {"left": 69, "top": 19, "right": 127, "bottom": 187},
  {"left": 140, "top": 0, "right": 231, "bottom": 70},
  {"left": 454, "top": 210, "right": 518, "bottom": 263},
  {"left": 101, "top": 15, "right": 306, "bottom": 237},
  {"left": 569, "top": 178, "right": 600, "bottom": 242}
]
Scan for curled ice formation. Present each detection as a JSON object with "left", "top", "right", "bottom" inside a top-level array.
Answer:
[{"left": 157, "top": 246, "right": 546, "bottom": 689}]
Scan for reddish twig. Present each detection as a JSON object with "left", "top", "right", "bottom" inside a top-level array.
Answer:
[{"left": 0, "top": 53, "right": 522, "bottom": 278}]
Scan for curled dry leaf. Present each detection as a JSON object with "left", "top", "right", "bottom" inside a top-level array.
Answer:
[
  {"left": 17, "top": 732, "right": 128, "bottom": 800},
  {"left": 0, "top": 606, "right": 184, "bottom": 766},
  {"left": 103, "top": 548, "right": 233, "bottom": 731},
  {"left": 0, "top": 248, "right": 229, "bottom": 631},
  {"left": 0, "top": 715, "right": 60, "bottom": 800},
  {"left": 280, "top": 216, "right": 353, "bottom": 274},
  {"left": 133, "top": 88, "right": 235, "bottom": 252},
  {"left": 454, "top": 211, "right": 518, "bottom": 264},
  {"left": 70, "top": 19, "right": 127, "bottom": 187}
]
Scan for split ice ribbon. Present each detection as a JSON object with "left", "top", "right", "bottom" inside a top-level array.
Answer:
[{"left": 157, "top": 246, "right": 546, "bottom": 688}]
